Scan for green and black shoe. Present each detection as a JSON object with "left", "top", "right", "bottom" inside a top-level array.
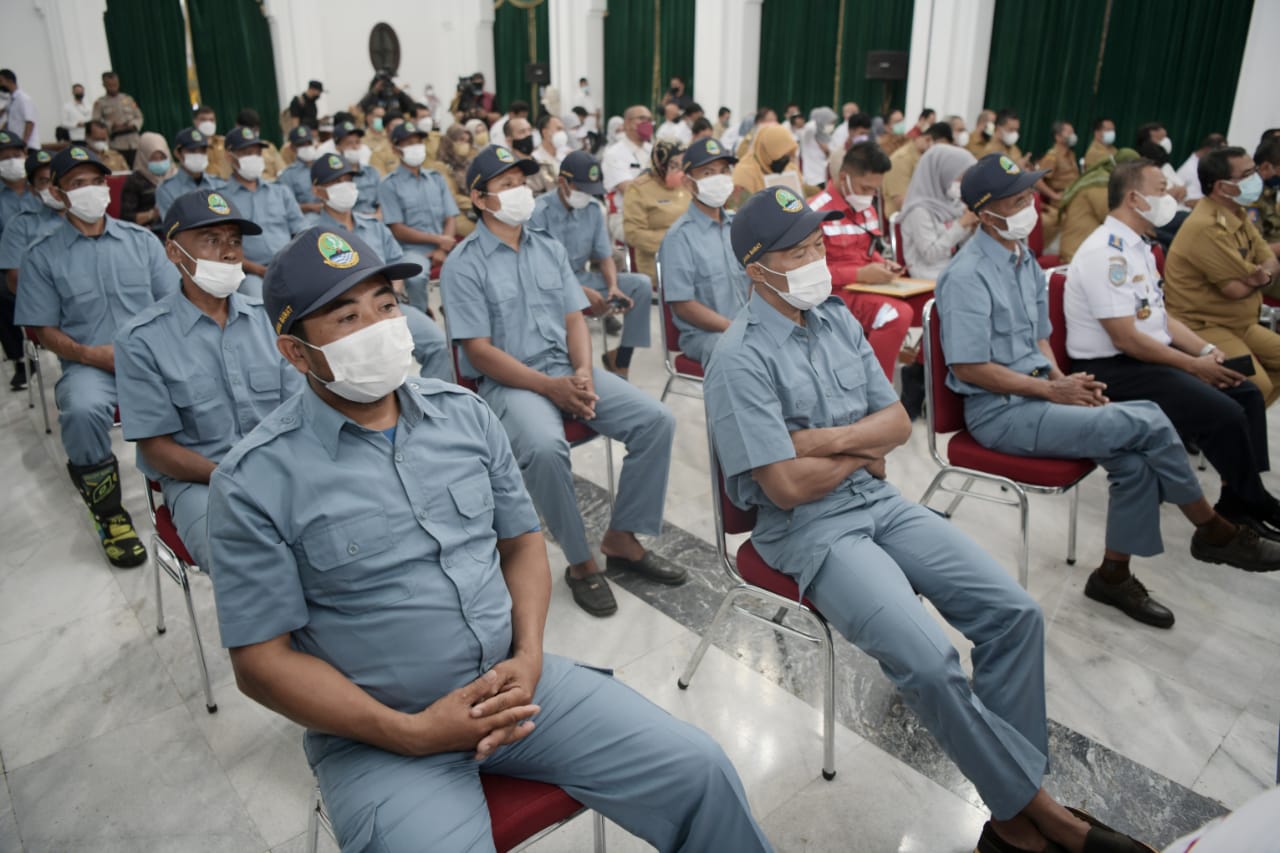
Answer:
[{"left": 92, "top": 511, "right": 148, "bottom": 569}]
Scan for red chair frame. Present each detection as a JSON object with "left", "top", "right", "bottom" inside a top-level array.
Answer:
[{"left": 654, "top": 260, "right": 705, "bottom": 402}]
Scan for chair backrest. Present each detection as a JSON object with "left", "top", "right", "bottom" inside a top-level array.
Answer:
[
  {"left": 890, "top": 212, "right": 907, "bottom": 273},
  {"left": 106, "top": 173, "right": 127, "bottom": 219},
  {"left": 655, "top": 261, "right": 682, "bottom": 355},
  {"left": 437, "top": 299, "right": 478, "bottom": 391},
  {"left": 922, "top": 299, "right": 966, "bottom": 439},
  {"left": 704, "top": 418, "right": 757, "bottom": 581},
  {"left": 1046, "top": 268, "right": 1070, "bottom": 373}
]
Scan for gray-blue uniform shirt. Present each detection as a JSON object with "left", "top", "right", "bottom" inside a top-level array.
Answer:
[
  {"left": 441, "top": 220, "right": 589, "bottom": 378},
  {"left": 0, "top": 205, "right": 62, "bottom": 271},
  {"left": 114, "top": 289, "right": 304, "bottom": 503},
  {"left": 14, "top": 217, "right": 174, "bottom": 358},
  {"left": 705, "top": 292, "right": 901, "bottom": 596},
  {"left": 527, "top": 192, "right": 610, "bottom": 286},
  {"left": 155, "top": 170, "right": 226, "bottom": 219},
  {"left": 351, "top": 165, "right": 382, "bottom": 216},
  {"left": 218, "top": 178, "right": 308, "bottom": 268},
  {"left": 206, "top": 379, "right": 540, "bottom": 718},
  {"left": 277, "top": 160, "right": 318, "bottom": 208},
  {"left": 658, "top": 203, "right": 749, "bottom": 362},
  {"left": 378, "top": 165, "right": 458, "bottom": 253},
  {"left": 0, "top": 184, "right": 41, "bottom": 236}
]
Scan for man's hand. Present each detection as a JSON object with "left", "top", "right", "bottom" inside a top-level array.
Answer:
[
  {"left": 605, "top": 287, "right": 634, "bottom": 313},
  {"left": 83, "top": 343, "right": 115, "bottom": 373},
  {"left": 244, "top": 260, "right": 268, "bottom": 278},
  {"left": 401, "top": 669, "right": 540, "bottom": 759},
  {"left": 1045, "top": 372, "right": 1108, "bottom": 406},
  {"left": 582, "top": 286, "right": 608, "bottom": 316},
  {"left": 1247, "top": 266, "right": 1272, "bottom": 289},
  {"left": 469, "top": 653, "right": 543, "bottom": 760},
  {"left": 857, "top": 262, "right": 899, "bottom": 284},
  {"left": 866, "top": 457, "right": 887, "bottom": 480},
  {"left": 542, "top": 375, "right": 598, "bottom": 419},
  {"left": 1187, "top": 352, "right": 1245, "bottom": 389},
  {"left": 884, "top": 260, "right": 906, "bottom": 276},
  {"left": 429, "top": 248, "right": 447, "bottom": 266},
  {"left": 435, "top": 234, "right": 457, "bottom": 251}
]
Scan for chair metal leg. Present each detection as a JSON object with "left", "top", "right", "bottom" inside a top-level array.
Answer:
[
  {"left": 678, "top": 588, "right": 741, "bottom": 688},
  {"left": 1067, "top": 485, "right": 1080, "bottom": 565},
  {"left": 592, "top": 810, "right": 606, "bottom": 852},
  {"left": 942, "top": 476, "right": 974, "bottom": 517},
  {"left": 178, "top": 562, "right": 217, "bottom": 713},
  {"left": 305, "top": 787, "right": 321, "bottom": 853},
  {"left": 818, "top": 616, "right": 837, "bottom": 780},
  {"left": 602, "top": 437, "right": 616, "bottom": 510},
  {"left": 659, "top": 374, "right": 673, "bottom": 403},
  {"left": 1016, "top": 486, "right": 1031, "bottom": 589},
  {"left": 918, "top": 468, "right": 947, "bottom": 508},
  {"left": 153, "top": 536, "right": 167, "bottom": 635},
  {"left": 28, "top": 343, "right": 51, "bottom": 434}
]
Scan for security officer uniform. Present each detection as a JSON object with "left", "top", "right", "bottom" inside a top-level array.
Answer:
[
  {"left": 332, "top": 122, "right": 381, "bottom": 216},
  {"left": 91, "top": 89, "right": 143, "bottom": 166},
  {"left": 1066, "top": 215, "right": 1278, "bottom": 528},
  {"left": 207, "top": 227, "right": 771, "bottom": 853},
  {"left": 218, "top": 126, "right": 308, "bottom": 298},
  {"left": 1164, "top": 196, "right": 1280, "bottom": 403},
  {"left": 705, "top": 186, "right": 1050, "bottom": 824},
  {"left": 15, "top": 145, "right": 176, "bottom": 568},
  {"left": 309, "top": 153, "right": 451, "bottom": 381},
  {"left": 936, "top": 156, "right": 1203, "bottom": 564},
  {"left": 277, "top": 126, "right": 320, "bottom": 209},
  {"left": 378, "top": 121, "right": 458, "bottom": 312},
  {"left": 156, "top": 128, "right": 226, "bottom": 219},
  {"left": 657, "top": 137, "right": 748, "bottom": 365},
  {"left": 441, "top": 147, "right": 676, "bottom": 585},
  {"left": 114, "top": 190, "right": 304, "bottom": 568},
  {"left": 528, "top": 151, "right": 652, "bottom": 354}
]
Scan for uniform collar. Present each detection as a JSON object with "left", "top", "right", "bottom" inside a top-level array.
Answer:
[
  {"left": 172, "top": 286, "right": 253, "bottom": 333},
  {"left": 473, "top": 219, "right": 530, "bottom": 256},
  {"left": 972, "top": 227, "right": 1032, "bottom": 268},
  {"left": 1102, "top": 215, "right": 1144, "bottom": 248},
  {"left": 747, "top": 290, "right": 834, "bottom": 346},
  {"left": 303, "top": 380, "right": 445, "bottom": 459},
  {"left": 396, "top": 164, "right": 426, "bottom": 180},
  {"left": 688, "top": 202, "right": 728, "bottom": 228},
  {"left": 1202, "top": 196, "right": 1248, "bottom": 233},
  {"left": 54, "top": 215, "right": 124, "bottom": 243}
]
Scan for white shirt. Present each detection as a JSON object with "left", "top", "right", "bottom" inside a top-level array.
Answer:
[
  {"left": 655, "top": 120, "right": 690, "bottom": 145},
  {"left": 490, "top": 114, "right": 510, "bottom": 145},
  {"left": 601, "top": 136, "right": 650, "bottom": 193},
  {"left": 62, "top": 98, "right": 92, "bottom": 141},
  {"left": 4, "top": 88, "right": 38, "bottom": 147},
  {"left": 1176, "top": 153, "right": 1202, "bottom": 202},
  {"left": 1065, "top": 215, "right": 1171, "bottom": 360},
  {"left": 799, "top": 122, "right": 830, "bottom": 186},
  {"left": 829, "top": 122, "right": 850, "bottom": 153}
]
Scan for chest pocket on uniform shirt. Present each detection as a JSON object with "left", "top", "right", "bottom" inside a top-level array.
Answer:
[
  {"left": 448, "top": 473, "right": 496, "bottom": 545},
  {"left": 171, "top": 376, "right": 233, "bottom": 441},
  {"left": 829, "top": 363, "right": 867, "bottom": 424},
  {"left": 247, "top": 367, "right": 282, "bottom": 401},
  {"left": 113, "top": 260, "right": 154, "bottom": 314},
  {"left": 299, "top": 510, "right": 409, "bottom": 614},
  {"left": 989, "top": 306, "right": 1018, "bottom": 363}
]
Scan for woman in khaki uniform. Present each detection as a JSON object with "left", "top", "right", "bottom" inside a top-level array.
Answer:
[
  {"left": 430, "top": 124, "right": 478, "bottom": 239},
  {"left": 1059, "top": 148, "right": 1139, "bottom": 261},
  {"left": 623, "top": 141, "right": 691, "bottom": 285}
]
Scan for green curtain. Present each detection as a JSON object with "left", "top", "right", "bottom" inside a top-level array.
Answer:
[
  {"left": 603, "top": 0, "right": 695, "bottom": 119},
  {"left": 102, "top": 0, "right": 191, "bottom": 145},
  {"left": 187, "top": 0, "right": 283, "bottom": 146},
  {"left": 659, "top": 0, "right": 697, "bottom": 105},
  {"left": 493, "top": 1, "right": 551, "bottom": 115},
  {"left": 835, "top": 0, "right": 914, "bottom": 117},
  {"left": 985, "top": 0, "right": 1253, "bottom": 164}
]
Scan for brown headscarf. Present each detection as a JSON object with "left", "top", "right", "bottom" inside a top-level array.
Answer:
[
  {"left": 440, "top": 124, "right": 475, "bottom": 191},
  {"left": 650, "top": 140, "right": 686, "bottom": 188},
  {"left": 732, "top": 124, "right": 798, "bottom": 194},
  {"left": 135, "top": 131, "right": 175, "bottom": 186}
]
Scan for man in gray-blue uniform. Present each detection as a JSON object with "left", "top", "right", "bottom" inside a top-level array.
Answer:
[
  {"left": 529, "top": 150, "right": 650, "bottom": 379},
  {"left": 310, "top": 152, "right": 451, "bottom": 381},
  {"left": 0, "top": 129, "right": 42, "bottom": 385},
  {"left": 378, "top": 120, "right": 457, "bottom": 313},
  {"left": 155, "top": 127, "right": 224, "bottom": 219},
  {"left": 218, "top": 125, "right": 307, "bottom": 298},
  {"left": 705, "top": 186, "right": 1157, "bottom": 853},
  {"left": 659, "top": 137, "right": 748, "bottom": 366},
  {"left": 332, "top": 120, "right": 380, "bottom": 216},
  {"left": 205, "top": 225, "right": 772, "bottom": 853},
  {"left": 938, "top": 154, "right": 1280, "bottom": 630},
  {"left": 442, "top": 145, "right": 682, "bottom": 617},
  {"left": 1, "top": 148, "right": 62, "bottom": 389},
  {"left": 114, "top": 189, "right": 303, "bottom": 569},
  {"left": 15, "top": 145, "right": 175, "bottom": 568},
  {"left": 277, "top": 125, "right": 322, "bottom": 214}
]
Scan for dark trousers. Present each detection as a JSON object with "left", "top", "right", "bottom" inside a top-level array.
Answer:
[
  {"left": 1073, "top": 354, "right": 1270, "bottom": 506},
  {"left": 0, "top": 290, "right": 22, "bottom": 362}
]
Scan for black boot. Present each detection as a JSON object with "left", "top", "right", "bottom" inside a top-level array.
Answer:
[
  {"left": 67, "top": 456, "right": 147, "bottom": 568},
  {"left": 900, "top": 362, "right": 925, "bottom": 421},
  {"left": 10, "top": 361, "right": 27, "bottom": 391}
]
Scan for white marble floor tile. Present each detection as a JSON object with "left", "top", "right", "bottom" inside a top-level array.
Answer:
[
  {"left": 1192, "top": 711, "right": 1278, "bottom": 810},
  {"left": 0, "top": 762, "right": 22, "bottom": 853},
  {"left": 0, "top": 535, "right": 128, "bottom": 647}
]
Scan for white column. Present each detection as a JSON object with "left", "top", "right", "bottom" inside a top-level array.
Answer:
[
  {"left": 14, "top": 0, "right": 113, "bottom": 143},
  {"left": 903, "top": 0, "right": 995, "bottom": 128},
  {"left": 693, "top": 0, "right": 762, "bottom": 123},
  {"left": 262, "top": 0, "right": 324, "bottom": 110},
  {"left": 1228, "top": 0, "right": 1280, "bottom": 149},
  {"left": 547, "top": 0, "right": 606, "bottom": 117}
]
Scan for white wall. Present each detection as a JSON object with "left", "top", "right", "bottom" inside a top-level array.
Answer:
[
  {"left": 903, "top": 0, "right": 995, "bottom": 130},
  {"left": 1227, "top": 0, "right": 1280, "bottom": 150},
  {"left": 548, "top": 0, "right": 607, "bottom": 116},
  {"left": 692, "top": 0, "right": 763, "bottom": 125}
]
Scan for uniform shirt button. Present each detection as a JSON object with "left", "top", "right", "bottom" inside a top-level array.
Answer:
[
  {"left": 347, "top": 542, "right": 359, "bottom": 555},
  {"left": 394, "top": 452, "right": 405, "bottom": 462},
  {"left": 417, "top": 508, "right": 428, "bottom": 519}
]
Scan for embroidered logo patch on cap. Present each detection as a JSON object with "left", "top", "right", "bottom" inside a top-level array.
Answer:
[
  {"left": 496, "top": 147, "right": 515, "bottom": 163},
  {"left": 207, "top": 193, "right": 230, "bottom": 215},
  {"left": 588, "top": 164, "right": 600, "bottom": 181},
  {"left": 774, "top": 188, "right": 802, "bottom": 213},
  {"left": 36, "top": 151, "right": 50, "bottom": 163},
  {"left": 191, "top": 130, "right": 204, "bottom": 142},
  {"left": 999, "top": 155, "right": 1019, "bottom": 174},
  {"left": 241, "top": 127, "right": 254, "bottom": 139},
  {"left": 70, "top": 147, "right": 89, "bottom": 161},
  {"left": 403, "top": 122, "right": 416, "bottom": 134},
  {"left": 317, "top": 232, "right": 359, "bottom": 269},
  {"left": 706, "top": 140, "right": 721, "bottom": 155},
  {"left": 326, "top": 154, "right": 343, "bottom": 170}
]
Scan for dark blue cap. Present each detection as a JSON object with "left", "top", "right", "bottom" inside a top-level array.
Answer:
[
  {"left": 730, "top": 186, "right": 842, "bottom": 267},
  {"left": 558, "top": 150, "right": 604, "bottom": 194},
  {"left": 264, "top": 226, "right": 422, "bottom": 335},
  {"left": 162, "top": 188, "right": 263, "bottom": 240},
  {"left": 174, "top": 127, "right": 211, "bottom": 151},
  {"left": 465, "top": 144, "right": 539, "bottom": 193},
  {"left": 333, "top": 121, "right": 364, "bottom": 144},
  {"left": 0, "top": 130, "right": 23, "bottom": 151},
  {"left": 225, "top": 126, "right": 263, "bottom": 151},
  {"left": 960, "top": 153, "right": 1049, "bottom": 212},
  {"left": 683, "top": 136, "right": 737, "bottom": 171},
  {"left": 390, "top": 120, "right": 429, "bottom": 145},
  {"left": 25, "top": 149, "right": 53, "bottom": 182},
  {"left": 310, "top": 152, "right": 355, "bottom": 185},
  {"left": 50, "top": 145, "right": 110, "bottom": 183},
  {"left": 287, "top": 126, "right": 314, "bottom": 146}
]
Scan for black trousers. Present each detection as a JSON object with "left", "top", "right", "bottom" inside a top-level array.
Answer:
[
  {"left": 1073, "top": 354, "right": 1270, "bottom": 506},
  {"left": 0, "top": 289, "right": 22, "bottom": 362}
]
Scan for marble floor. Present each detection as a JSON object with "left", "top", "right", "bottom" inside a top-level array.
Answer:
[{"left": 1, "top": 307, "right": 1277, "bottom": 853}]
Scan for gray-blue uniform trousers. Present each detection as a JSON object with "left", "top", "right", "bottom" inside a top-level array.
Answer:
[
  {"left": 114, "top": 290, "right": 304, "bottom": 568},
  {"left": 657, "top": 203, "right": 749, "bottom": 365},
  {"left": 313, "top": 206, "right": 452, "bottom": 382},
  {"left": 378, "top": 164, "right": 457, "bottom": 313},
  {"left": 705, "top": 292, "right": 1049, "bottom": 820},
  {"left": 155, "top": 169, "right": 226, "bottom": 219},
  {"left": 205, "top": 380, "right": 771, "bottom": 853},
  {"left": 219, "top": 178, "right": 308, "bottom": 299},
  {"left": 936, "top": 228, "right": 1204, "bottom": 558},
  {"left": 441, "top": 221, "right": 675, "bottom": 567},
  {"left": 529, "top": 192, "right": 651, "bottom": 352},
  {"left": 14, "top": 217, "right": 175, "bottom": 466},
  {"left": 277, "top": 160, "right": 318, "bottom": 209}
]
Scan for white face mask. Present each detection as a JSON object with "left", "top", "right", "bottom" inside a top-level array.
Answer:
[
  {"left": 183, "top": 152, "right": 209, "bottom": 175},
  {"left": 65, "top": 184, "right": 111, "bottom": 222},
  {"left": 840, "top": 174, "right": 875, "bottom": 212},
  {"left": 341, "top": 147, "right": 361, "bottom": 166},
  {"left": 489, "top": 184, "right": 536, "bottom": 226},
  {"left": 984, "top": 203, "right": 1038, "bottom": 241},
  {"left": 89, "top": 140, "right": 109, "bottom": 153},
  {"left": 1158, "top": 136, "right": 1173, "bottom": 154},
  {"left": 566, "top": 189, "right": 594, "bottom": 209},
  {"left": 551, "top": 130, "right": 569, "bottom": 150},
  {"left": 358, "top": 144, "right": 373, "bottom": 167},
  {"left": 173, "top": 240, "right": 244, "bottom": 297},
  {"left": 1101, "top": 129, "right": 1116, "bottom": 146},
  {"left": 757, "top": 258, "right": 833, "bottom": 310},
  {"left": 0, "top": 159, "right": 25, "bottom": 182},
  {"left": 196, "top": 120, "right": 216, "bottom": 137},
  {"left": 694, "top": 173, "right": 734, "bottom": 208},
  {"left": 39, "top": 188, "right": 66, "bottom": 211},
  {"left": 324, "top": 181, "right": 360, "bottom": 213},
  {"left": 301, "top": 315, "right": 415, "bottom": 403},
  {"left": 1001, "top": 130, "right": 1020, "bottom": 146},
  {"left": 400, "top": 143, "right": 427, "bottom": 167},
  {"left": 234, "top": 154, "right": 265, "bottom": 180},
  {"left": 955, "top": 130, "right": 970, "bottom": 148},
  {"left": 416, "top": 117, "right": 434, "bottom": 133},
  {"left": 1065, "top": 133, "right": 1079, "bottom": 147},
  {"left": 1137, "top": 193, "right": 1177, "bottom": 228},
  {"left": 295, "top": 145, "right": 318, "bottom": 163}
]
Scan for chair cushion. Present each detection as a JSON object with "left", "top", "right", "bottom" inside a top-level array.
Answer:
[
  {"left": 736, "top": 539, "right": 820, "bottom": 610},
  {"left": 153, "top": 504, "right": 198, "bottom": 566},
  {"left": 562, "top": 418, "right": 598, "bottom": 445},
  {"left": 481, "top": 775, "right": 583, "bottom": 853},
  {"left": 674, "top": 354, "right": 705, "bottom": 377},
  {"left": 946, "top": 430, "right": 1095, "bottom": 488}
]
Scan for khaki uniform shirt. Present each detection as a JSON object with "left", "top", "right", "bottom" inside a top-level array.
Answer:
[
  {"left": 98, "top": 147, "right": 129, "bottom": 172},
  {"left": 207, "top": 137, "right": 285, "bottom": 181},
  {"left": 1246, "top": 184, "right": 1280, "bottom": 243},
  {"left": 1165, "top": 196, "right": 1274, "bottom": 330},
  {"left": 965, "top": 134, "right": 990, "bottom": 159},
  {"left": 429, "top": 163, "right": 475, "bottom": 239},
  {"left": 622, "top": 171, "right": 691, "bottom": 282},
  {"left": 1038, "top": 145, "right": 1080, "bottom": 195},
  {"left": 1083, "top": 140, "right": 1117, "bottom": 170},
  {"left": 882, "top": 142, "right": 921, "bottom": 217},
  {"left": 982, "top": 138, "right": 1024, "bottom": 163},
  {"left": 91, "top": 92, "right": 143, "bottom": 152},
  {"left": 1059, "top": 184, "right": 1109, "bottom": 262}
]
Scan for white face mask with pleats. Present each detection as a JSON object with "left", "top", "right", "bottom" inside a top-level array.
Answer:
[
  {"left": 298, "top": 316, "right": 415, "bottom": 403},
  {"left": 756, "top": 258, "right": 833, "bottom": 310}
]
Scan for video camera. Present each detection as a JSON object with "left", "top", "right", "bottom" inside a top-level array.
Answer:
[{"left": 456, "top": 76, "right": 486, "bottom": 118}]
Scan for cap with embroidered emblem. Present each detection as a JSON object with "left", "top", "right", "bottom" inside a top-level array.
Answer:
[
  {"left": 333, "top": 121, "right": 365, "bottom": 144},
  {"left": 174, "top": 127, "right": 210, "bottom": 151},
  {"left": 225, "top": 126, "right": 263, "bottom": 151},
  {"left": 683, "top": 136, "right": 738, "bottom": 171},
  {"left": 730, "top": 186, "right": 842, "bottom": 267},
  {"left": 390, "top": 121, "right": 429, "bottom": 146},
  {"left": 465, "top": 144, "right": 539, "bottom": 193},
  {"left": 25, "top": 149, "right": 53, "bottom": 182},
  {"left": 960, "top": 152, "right": 1048, "bottom": 212},
  {"left": 310, "top": 152, "right": 356, "bottom": 186},
  {"left": 0, "top": 130, "right": 24, "bottom": 151},
  {"left": 558, "top": 150, "right": 605, "bottom": 194},
  {"left": 162, "top": 188, "right": 263, "bottom": 240},
  {"left": 287, "top": 126, "right": 314, "bottom": 146},
  {"left": 50, "top": 145, "right": 110, "bottom": 183}
]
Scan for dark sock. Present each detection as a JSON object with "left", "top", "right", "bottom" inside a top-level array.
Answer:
[
  {"left": 1097, "top": 557, "right": 1130, "bottom": 583},
  {"left": 1196, "top": 514, "right": 1238, "bottom": 546},
  {"left": 614, "top": 346, "right": 633, "bottom": 368}
]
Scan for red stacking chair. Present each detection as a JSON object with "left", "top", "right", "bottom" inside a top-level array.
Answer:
[
  {"left": 919, "top": 298, "right": 1095, "bottom": 588},
  {"left": 654, "top": 261, "right": 705, "bottom": 402},
  {"left": 1029, "top": 194, "right": 1061, "bottom": 269},
  {"left": 307, "top": 775, "right": 605, "bottom": 853},
  {"left": 105, "top": 173, "right": 127, "bottom": 219},
  {"left": 677, "top": 422, "right": 838, "bottom": 780},
  {"left": 145, "top": 478, "right": 218, "bottom": 713}
]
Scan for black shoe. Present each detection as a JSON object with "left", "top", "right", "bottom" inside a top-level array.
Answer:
[
  {"left": 604, "top": 315, "right": 622, "bottom": 336},
  {"left": 564, "top": 567, "right": 617, "bottom": 616},
  {"left": 1084, "top": 570, "right": 1174, "bottom": 628},
  {"left": 10, "top": 363, "right": 27, "bottom": 391},
  {"left": 1066, "top": 807, "right": 1159, "bottom": 852},
  {"left": 1191, "top": 524, "right": 1280, "bottom": 572},
  {"left": 975, "top": 821, "right": 1066, "bottom": 853},
  {"left": 605, "top": 551, "right": 686, "bottom": 585}
]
